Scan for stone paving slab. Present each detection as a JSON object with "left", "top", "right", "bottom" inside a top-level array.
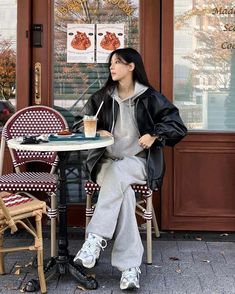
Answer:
[
  {"left": 192, "top": 251, "right": 226, "bottom": 264},
  {"left": 211, "top": 262, "right": 235, "bottom": 277},
  {"left": 207, "top": 241, "right": 235, "bottom": 252},
  {"left": 164, "top": 275, "right": 202, "bottom": 293},
  {"left": 2, "top": 231, "right": 235, "bottom": 293},
  {"left": 177, "top": 240, "right": 209, "bottom": 252},
  {"left": 199, "top": 275, "right": 235, "bottom": 293}
]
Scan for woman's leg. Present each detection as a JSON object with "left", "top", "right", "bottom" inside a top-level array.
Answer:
[
  {"left": 75, "top": 156, "right": 146, "bottom": 270},
  {"left": 87, "top": 156, "right": 146, "bottom": 241},
  {"left": 111, "top": 185, "right": 144, "bottom": 271},
  {"left": 86, "top": 158, "right": 127, "bottom": 239}
]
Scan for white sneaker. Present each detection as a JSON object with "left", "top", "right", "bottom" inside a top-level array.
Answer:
[
  {"left": 120, "top": 267, "right": 141, "bottom": 290},
  {"left": 73, "top": 233, "right": 107, "bottom": 268}
]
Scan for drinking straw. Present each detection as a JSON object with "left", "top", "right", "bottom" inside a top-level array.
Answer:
[{"left": 95, "top": 101, "right": 104, "bottom": 118}]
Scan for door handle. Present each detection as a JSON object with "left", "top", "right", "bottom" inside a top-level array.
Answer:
[{"left": 34, "top": 62, "right": 41, "bottom": 105}]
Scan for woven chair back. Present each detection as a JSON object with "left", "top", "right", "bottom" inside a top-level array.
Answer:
[{"left": 2, "top": 106, "right": 68, "bottom": 169}]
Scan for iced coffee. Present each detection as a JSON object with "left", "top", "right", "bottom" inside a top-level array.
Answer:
[{"left": 83, "top": 116, "right": 97, "bottom": 138}]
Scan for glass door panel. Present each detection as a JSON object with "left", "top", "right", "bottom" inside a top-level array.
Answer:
[
  {"left": 53, "top": 0, "right": 140, "bottom": 204},
  {"left": 0, "top": 0, "right": 17, "bottom": 131},
  {"left": 174, "top": 0, "right": 235, "bottom": 130}
]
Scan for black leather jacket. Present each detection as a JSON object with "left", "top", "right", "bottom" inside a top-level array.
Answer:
[{"left": 73, "top": 87, "right": 187, "bottom": 190}]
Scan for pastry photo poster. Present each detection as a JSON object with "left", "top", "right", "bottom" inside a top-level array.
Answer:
[
  {"left": 96, "top": 24, "right": 124, "bottom": 63},
  {"left": 67, "top": 24, "right": 95, "bottom": 63},
  {"left": 66, "top": 23, "right": 125, "bottom": 64}
]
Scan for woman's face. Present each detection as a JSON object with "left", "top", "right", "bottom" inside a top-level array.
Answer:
[{"left": 109, "top": 54, "right": 134, "bottom": 82}]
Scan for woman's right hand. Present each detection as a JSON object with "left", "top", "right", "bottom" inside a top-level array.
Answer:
[{"left": 97, "top": 130, "right": 113, "bottom": 137}]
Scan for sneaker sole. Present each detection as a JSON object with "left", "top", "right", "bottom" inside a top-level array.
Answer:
[
  {"left": 120, "top": 282, "right": 140, "bottom": 290},
  {"left": 73, "top": 257, "right": 97, "bottom": 269}
]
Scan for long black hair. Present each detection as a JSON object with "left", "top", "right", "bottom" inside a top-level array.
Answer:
[{"left": 103, "top": 47, "right": 151, "bottom": 95}]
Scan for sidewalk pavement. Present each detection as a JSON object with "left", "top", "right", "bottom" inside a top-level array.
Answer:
[{"left": 1, "top": 229, "right": 235, "bottom": 294}]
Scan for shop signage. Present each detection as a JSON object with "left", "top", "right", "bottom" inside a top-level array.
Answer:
[
  {"left": 212, "top": 6, "right": 235, "bottom": 15},
  {"left": 103, "top": 0, "right": 135, "bottom": 16},
  {"left": 58, "top": 0, "right": 135, "bottom": 17},
  {"left": 211, "top": 6, "right": 235, "bottom": 50},
  {"left": 58, "top": 0, "right": 86, "bottom": 15}
]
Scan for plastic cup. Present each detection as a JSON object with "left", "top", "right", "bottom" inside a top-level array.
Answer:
[{"left": 83, "top": 116, "right": 97, "bottom": 138}]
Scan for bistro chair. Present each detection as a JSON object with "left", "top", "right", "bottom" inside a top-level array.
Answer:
[
  {"left": 84, "top": 181, "right": 160, "bottom": 264},
  {"left": 0, "top": 105, "right": 69, "bottom": 257},
  {"left": 0, "top": 191, "right": 47, "bottom": 293}
]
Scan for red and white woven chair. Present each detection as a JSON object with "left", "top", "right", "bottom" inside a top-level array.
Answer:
[
  {"left": 0, "top": 105, "right": 69, "bottom": 257},
  {"left": 84, "top": 181, "right": 160, "bottom": 264}
]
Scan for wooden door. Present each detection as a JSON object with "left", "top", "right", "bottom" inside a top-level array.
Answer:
[
  {"left": 24, "top": 0, "right": 162, "bottom": 226},
  {"left": 161, "top": 0, "right": 235, "bottom": 231}
]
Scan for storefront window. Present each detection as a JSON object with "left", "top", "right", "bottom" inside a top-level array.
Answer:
[
  {"left": 0, "top": 0, "right": 16, "bottom": 131},
  {"left": 174, "top": 0, "right": 235, "bottom": 130}
]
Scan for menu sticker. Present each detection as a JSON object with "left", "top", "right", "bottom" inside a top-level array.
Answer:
[
  {"left": 67, "top": 24, "right": 95, "bottom": 63},
  {"left": 96, "top": 24, "right": 125, "bottom": 63}
]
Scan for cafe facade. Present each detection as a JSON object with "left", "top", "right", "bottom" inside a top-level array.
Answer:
[{"left": 1, "top": 0, "right": 235, "bottom": 231}]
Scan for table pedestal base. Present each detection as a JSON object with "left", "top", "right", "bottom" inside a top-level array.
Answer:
[{"left": 25, "top": 256, "right": 98, "bottom": 292}]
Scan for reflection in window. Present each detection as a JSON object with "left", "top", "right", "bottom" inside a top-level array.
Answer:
[
  {"left": 53, "top": 0, "right": 139, "bottom": 118},
  {"left": 174, "top": 0, "right": 235, "bottom": 130},
  {"left": 0, "top": 0, "right": 16, "bottom": 130}
]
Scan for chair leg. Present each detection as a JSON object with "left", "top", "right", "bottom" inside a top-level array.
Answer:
[
  {"left": 85, "top": 193, "right": 93, "bottom": 239},
  {"left": 146, "top": 196, "right": 153, "bottom": 265},
  {"left": 35, "top": 214, "right": 46, "bottom": 294},
  {"left": 152, "top": 206, "right": 160, "bottom": 238},
  {"left": 49, "top": 192, "right": 57, "bottom": 257},
  {"left": 0, "top": 231, "right": 5, "bottom": 274}
]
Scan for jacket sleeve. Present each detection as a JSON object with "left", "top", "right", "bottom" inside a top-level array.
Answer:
[{"left": 147, "top": 91, "right": 187, "bottom": 147}]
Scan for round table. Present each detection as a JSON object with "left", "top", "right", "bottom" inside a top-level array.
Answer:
[
  {"left": 8, "top": 136, "right": 113, "bottom": 152},
  {"left": 7, "top": 136, "right": 114, "bottom": 290}
]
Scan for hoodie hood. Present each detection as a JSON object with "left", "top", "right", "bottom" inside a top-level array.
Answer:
[{"left": 112, "top": 81, "right": 148, "bottom": 103}]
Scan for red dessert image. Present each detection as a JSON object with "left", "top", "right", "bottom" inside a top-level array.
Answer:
[
  {"left": 71, "top": 31, "right": 91, "bottom": 50},
  {"left": 100, "top": 32, "right": 121, "bottom": 51}
]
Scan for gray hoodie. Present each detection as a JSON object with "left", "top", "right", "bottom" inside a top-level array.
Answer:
[{"left": 105, "top": 82, "right": 148, "bottom": 159}]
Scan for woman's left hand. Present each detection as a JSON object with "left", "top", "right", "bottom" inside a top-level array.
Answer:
[
  {"left": 139, "top": 134, "right": 157, "bottom": 149},
  {"left": 97, "top": 130, "right": 113, "bottom": 137}
]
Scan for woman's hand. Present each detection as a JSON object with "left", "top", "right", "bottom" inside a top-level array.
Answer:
[
  {"left": 97, "top": 130, "right": 113, "bottom": 137},
  {"left": 139, "top": 134, "right": 158, "bottom": 149}
]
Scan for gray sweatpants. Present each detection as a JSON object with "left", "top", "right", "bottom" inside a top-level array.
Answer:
[{"left": 86, "top": 155, "right": 147, "bottom": 271}]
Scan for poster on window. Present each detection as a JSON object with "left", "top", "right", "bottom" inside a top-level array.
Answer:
[
  {"left": 96, "top": 24, "right": 125, "bottom": 63},
  {"left": 67, "top": 24, "right": 95, "bottom": 63}
]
